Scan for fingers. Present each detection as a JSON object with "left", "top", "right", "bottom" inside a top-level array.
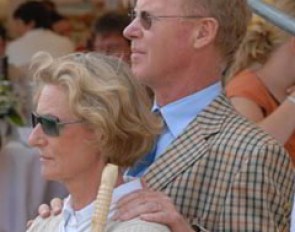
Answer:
[
  {"left": 113, "top": 189, "right": 172, "bottom": 220},
  {"left": 116, "top": 189, "right": 146, "bottom": 208},
  {"left": 114, "top": 200, "right": 161, "bottom": 221},
  {"left": 113, "top": 189, "right": 192, "bottom": 231},
  {"left": 112, "top": 190, "right": 147, "bottom": 220},
  {"left": 116, "top": 189, "right": 162, "bottom": 212},
  {"left": 138, "top": 197, "right": 178, "bottom": 225},
  {"left": 50, "top": 198, "right": 63, "bottom": 215},
  {"left": 37, "top": 198, "right": 63, "bottom": 218},
  {"left": 26, "top": 220, "right": 34, "bottom": 229},
  {"left": 38, "top": 204, "right": 51, "bottom": 218}
]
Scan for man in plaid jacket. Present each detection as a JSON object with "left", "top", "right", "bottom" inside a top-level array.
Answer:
[{"left": 113, "top": 0, "right": 295, "bottom": 231}]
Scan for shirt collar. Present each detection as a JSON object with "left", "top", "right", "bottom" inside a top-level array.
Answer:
[
  {"left": 62, "top": 178, "right": 142, "bottom": 225},
  {"left": 62, "top": 195, "right": 94, "bottom": 226},
  {"left": 153, "top": 82, "right": 221, "bottom": 138}
]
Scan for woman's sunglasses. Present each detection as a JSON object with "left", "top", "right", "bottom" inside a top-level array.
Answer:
[
  {"left": 31, "top": 112, "right": 83, "bottom": 137},
  {"left": 128, "top": 10, "right": 204, "bottom": 30}
]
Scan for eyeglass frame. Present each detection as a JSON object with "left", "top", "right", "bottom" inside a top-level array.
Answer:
[
  {"left": 31, "top": 112, "right": 84, "bottom": 137},
  {"left": 128, "top": 10, "right": 205, "bottom": 30}
]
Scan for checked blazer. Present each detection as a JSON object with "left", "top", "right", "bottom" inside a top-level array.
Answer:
[{"left": 144, "top": 94, "right": 295, "bottom": 232}]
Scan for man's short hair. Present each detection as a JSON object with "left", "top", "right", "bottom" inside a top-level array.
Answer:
[
  {"left": 13, "top": 1, "right": 51, "bottom": 29},
  {"left": 184, "top": 0, "right": 252, "bottom": 65},
  {"left": 0, "top": 24, "right": 6, "bottom": 40},
  {"left": 94, "top": 11, "right": 130, "bottom": 36}
]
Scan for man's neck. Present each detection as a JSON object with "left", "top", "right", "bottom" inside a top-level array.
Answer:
[
  {"left": 155, "top": 75, "right": 220, "bottom": 107},
  {"left": 153, "top": 52, "right": 223, "bottom": 106}
]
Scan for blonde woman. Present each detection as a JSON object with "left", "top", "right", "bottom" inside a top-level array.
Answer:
[
  {"left": 225, "top": 0, "right": 295, "bottom": 165},
  {"left": 26, "top": 52, "right": 170, "bottom": 232}
]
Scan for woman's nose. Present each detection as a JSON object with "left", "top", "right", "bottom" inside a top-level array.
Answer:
[{"left": 28, "top": 124, "right": 45, "bottom": 147}]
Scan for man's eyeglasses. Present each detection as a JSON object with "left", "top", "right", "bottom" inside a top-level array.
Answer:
[
  {"left": 128, "top": 10, "right": 204, "bottom": 30},
  {"left": 31, "top": 112, "right": 84, "bottom": 137}
]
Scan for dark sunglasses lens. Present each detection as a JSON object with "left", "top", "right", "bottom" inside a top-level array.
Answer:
[
  {"left": 31, "top": 113, "right": 38, "bottom": 127},
  {"left": 141, "top": 11, "right": 152, "bottom": 30},
  {"left": 41, "top": 117, "right": 59, "bottom": 136},
  {"left": 31, "top": 113, "right": 59, "bottom": 136},
  {"left": 128, "top": 11, "right": 136, "bottom": 20}
]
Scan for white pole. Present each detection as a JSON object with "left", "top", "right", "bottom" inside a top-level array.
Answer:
[{"left": 247, "top": 0, "right": 295, "bottom": 35}]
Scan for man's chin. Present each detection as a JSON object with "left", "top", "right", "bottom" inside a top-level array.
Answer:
[{"left": 131, "top": 66, "right": 147, "bottom": 80}]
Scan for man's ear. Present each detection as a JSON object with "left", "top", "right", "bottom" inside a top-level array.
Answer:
[{"left": 192, "top": 17, "right": 219, "bottom": 49}]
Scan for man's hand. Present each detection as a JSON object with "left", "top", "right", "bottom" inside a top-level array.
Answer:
[{"left": 112, "top": 186, "right": 194, "bottom": 232}]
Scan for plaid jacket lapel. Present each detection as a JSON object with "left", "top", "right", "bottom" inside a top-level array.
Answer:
[{"left": 144, "top": 94, "right": 230, "bottom": 190}]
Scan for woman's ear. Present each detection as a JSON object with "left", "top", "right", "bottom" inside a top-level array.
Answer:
[{"left": 192, "top": 17, "right": 219, "bottom": 49}]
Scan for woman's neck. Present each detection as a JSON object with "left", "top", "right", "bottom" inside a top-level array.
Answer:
[
  {"left": 64, "top": 162, "right": 104, "bottom": 210},
  {"left": 256, "top": 41, "right": 295, "bottom": 102},
  {"left": 65, "top": 166, "right": 124, "bottom": 211},
  {"left": 256, "top": 62, "right": 294, "bottom": 103}
]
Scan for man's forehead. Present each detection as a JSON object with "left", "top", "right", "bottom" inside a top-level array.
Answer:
[{"left": 135, "top": 0, "right": 181, "bottom": 11}]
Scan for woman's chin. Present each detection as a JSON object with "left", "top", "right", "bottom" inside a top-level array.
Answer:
[{"left": 41, "top": 169, "right": 60, "bottom": 181}]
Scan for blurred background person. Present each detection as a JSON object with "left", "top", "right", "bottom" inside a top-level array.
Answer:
[
  {"left": 6, "top": 0, "right": 74, "bottom": 69},
  {"left": 0, "top": 24, "right": 8, "bottom": 81},
  {"left": 40, "top": 0, "right": 56, "bottom": 12},
  {"left": 91, "top": 11, "right": 130, "bottom": 62},
  {"left": 41, "top": 0, "right": 73, "bottom": 39},
  {"left": 0, "top": 24, "right": 6, "bottom": 57},
  {"left": 89, "top": 10, "right": 154, "bottom": 98},
  {"left": 225, "top": 0, "right": 295, "bottom": 165},
  {"left": 50, "top": 12, "right": 73, "bottom": 38},
  {"left": 6, "top": 1, "right": 75, "bottom": 123}
]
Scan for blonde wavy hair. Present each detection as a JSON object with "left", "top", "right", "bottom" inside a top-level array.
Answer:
[
  {"left": 30, "top": 52, "right": 162, "bottom": 167},
  {"left": 225, "top": 0, "right": 295, "bottom": 82},
  {"left": 183, "top": 0, "right": 251, "bottom": 65}
]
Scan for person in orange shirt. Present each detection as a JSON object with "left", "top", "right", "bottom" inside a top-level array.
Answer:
[{"left": 225, "top": 0, "right": 295, "bottom": 165}]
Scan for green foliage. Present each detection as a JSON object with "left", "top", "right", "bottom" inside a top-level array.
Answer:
[{"left": 0, "top": 81, "right": 24, "bottom": 126}]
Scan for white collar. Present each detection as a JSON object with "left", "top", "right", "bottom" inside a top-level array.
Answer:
[{"left": 62, "top": 178, "right": 142, "bottom": 226}]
